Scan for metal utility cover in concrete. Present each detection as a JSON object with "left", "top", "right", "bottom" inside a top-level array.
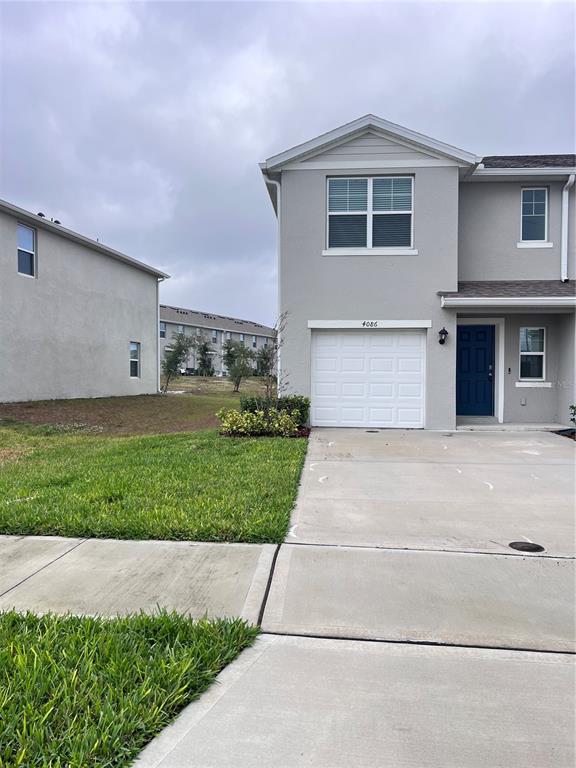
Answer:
[
  {"left": 0, "top": 537, "right": 275, "bottom": 623},
  {"left": 134, "top": 634, "right": 575, "bottom": 768},
  {"left": 262, "top": 544, "right": 575, "bottom": 652},
  {"left": 292, "top": 429, "right": 575, "bottom": 556}
]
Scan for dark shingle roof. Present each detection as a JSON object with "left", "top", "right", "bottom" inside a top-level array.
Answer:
[
  {"left": 439, "top": 280, "right": 576, "bottom": 298},
  {"left": 160, "top": 305, "right": 275, "bottom": 336},
  {"left": 481, "top": 155, "right": 575, "bottom": 169}
]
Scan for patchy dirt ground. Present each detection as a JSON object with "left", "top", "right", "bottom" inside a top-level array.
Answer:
[{"left": 0, "top": 378, "right": 267, "bottom": 436}]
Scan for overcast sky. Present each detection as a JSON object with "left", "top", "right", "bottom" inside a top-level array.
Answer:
[{"left": 1, "top": 1, "right": 574, "bottom": 325}]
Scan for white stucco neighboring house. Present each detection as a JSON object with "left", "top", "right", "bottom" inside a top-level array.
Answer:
[
  {"left": 0, "top": 199, "right": 169, "bottom": 403},
  {"left": 261, "top": 114, "right": 576, "bottom": 429}
]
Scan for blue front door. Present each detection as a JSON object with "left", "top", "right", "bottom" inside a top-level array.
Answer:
[{"left": 456, "top": 325, "right": 495, "bottom": 416}]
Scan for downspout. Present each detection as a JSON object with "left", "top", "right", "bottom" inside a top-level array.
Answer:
[
  {"left": 262, "top": 172, "right": 282, "bottom": 386},
  {"left": 156, "top": 277, "right": 164, "bottom": 392},
  {"left": 561, "top": 174, "right": 575, "bottom": 282}
]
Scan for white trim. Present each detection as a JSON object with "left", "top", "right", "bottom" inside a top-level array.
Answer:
[
  {"left": 519, "top": 326, "right": 546, "bottom": 381},
  {"left": 516, "top": 242, "right": 553, "bottom": 249},
  {"left": 322, "top": 248, "right": 418, "bottom": 257},
  {"left": 441, "top": 296, "right": 576, "bottom": 308},
  {"left": 129, "top": 341, "right": 141, "bottom": 379},
  {"left": 156, "top": 281, "right": 161, "bottom": 392},
  {"left": 519, "top": 187, "right": 548, "bottom": 245},
  {"left": 308, "top": 320, "right": 432, "bottom": 329},
  {"left": 457, "top": 318, "right": 505, "bottom": 424},
  {"left": 283, "top": 159, "right": 460, "bottom": 170},
  {"left": 472, "top": 167, "right": 576, "bottom": 177},
  {"left": 263, "top": 114, "right": 479, "bottom": 170},
  {"left": 515, "top": 381, "right": 552, "bottom": 388}
]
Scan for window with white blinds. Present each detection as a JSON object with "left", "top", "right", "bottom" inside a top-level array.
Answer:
[{"left": 327, "top": 176, "right": 413, "bottom": 249}]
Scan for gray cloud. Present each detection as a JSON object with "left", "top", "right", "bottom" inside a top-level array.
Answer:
[{"left": 1, "top": 1, "right": 573, "bottom": 324}]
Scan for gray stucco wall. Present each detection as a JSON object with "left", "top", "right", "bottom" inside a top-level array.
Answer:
[
  {"left": 0, "top": 210, "right": 160, "bottom": 402},
  {"left": 557, "top": 313, "right": 576, "bottom": 426},
  {"left": 458, "top": 181, "right": 575, "bottom": 281},
  {"left": 502, "top": 313, "right": 563, "bottom": 422},
  {"left": 278, "top": 165, "right": 460, "bottom": 429}
]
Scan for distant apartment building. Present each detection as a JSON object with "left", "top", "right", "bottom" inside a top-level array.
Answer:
[
  {"left": 0, "top": 198, "right": 168, "bottom": 402},
  {"left": 159, "top": 305, "right": 275, "bottom": 376}
]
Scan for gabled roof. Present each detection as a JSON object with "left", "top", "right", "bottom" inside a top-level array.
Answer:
[
  {"left": 262, "top": 114, "right": 480, "bottom": 171},
  {"left": 160, "top": 305, "right": 275, "bottom": 337},
  {"left": 0, "top": 198, "right": 169, "bottom": 279},
  {"left": 481, "top": 155, "right": 576, "bottom": 169}
]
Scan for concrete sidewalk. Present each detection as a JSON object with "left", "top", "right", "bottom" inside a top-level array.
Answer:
[
  {"left": 0, "top": 535, "right": 275, "bottom": 623},
  {"left": 135, "top": 428, "right": 575, "bottom": 767},
  {"left": 135, "top": 634, "right": 575, "bottom": 768}
]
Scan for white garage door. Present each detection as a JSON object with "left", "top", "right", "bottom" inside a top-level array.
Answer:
[{"left": 310, "top": 330, "right": 426, "bottom": 428}]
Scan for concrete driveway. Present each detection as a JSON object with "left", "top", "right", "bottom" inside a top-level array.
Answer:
[
  {"left": 138, "top": 428, "right": 575, "bottom": 767},
  {"left": 290, "top": 428, "right": 575, "bottom": 556}
]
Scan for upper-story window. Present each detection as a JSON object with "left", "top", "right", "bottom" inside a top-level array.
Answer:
[
  {"left": 226, "top": 331, "right": 231, "bottom": 340},
  {"left": 18, "top": 223, "right": 36, "bottom": 277},
  {"left": 212, "top": 330, "right": 218, "bottom": 342},
  {"left": 519, "top": 327, "right": 545, "bottom": 380},
  {"left": 252, "top": 335, "right": 257, "bottom": 348},
  {"left": 177, "top": 324, "right": 185, "bottom": 334},
  {"left": 159, "top": 322, "right": 166, "bottom": 338},
  {"left": 521, "top": 188, "right": 547, "bottom": 242},
  {"left": 239, "top": 333, "right": 244, "bottom": 342},
  {"left": 327, "top": 177, "right": 413, "bottom": 250}
]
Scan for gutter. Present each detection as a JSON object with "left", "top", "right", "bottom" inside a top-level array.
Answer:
[
  {"left": 440, "top": 296, "right": 576, "bottom": 308},
  {"left": 561, "top": 174, "right": 575, "bottom": 282}
]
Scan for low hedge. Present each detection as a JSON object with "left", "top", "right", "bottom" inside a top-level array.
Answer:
[
  {"left": 217, "top": 408, "right": 301, "bottom": 437},
  {"left": 239, "top": 395, "right": 310, "bottom": 427}
]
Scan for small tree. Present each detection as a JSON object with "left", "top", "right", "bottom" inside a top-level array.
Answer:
[
  {"left": 257, "top": 313, "right": 287, "bottom": 400},
  {"left": 161, "top": 333, "right": 195, "bottom": 393},
  {"left": 222, "top": 339, "right": 255, "bottom": 392},
  {"left": 195, "top": 340, "right": 215, "bottom": 377}
]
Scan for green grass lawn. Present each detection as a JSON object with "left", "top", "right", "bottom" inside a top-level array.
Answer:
[
  {"left": 0, "top": 610, "right": 257, "bottom": 767},
  {"left": 0, "top": 425, "right": 307, "bottom": 543}
]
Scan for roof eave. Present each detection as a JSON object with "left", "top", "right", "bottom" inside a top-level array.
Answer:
[
  {"left": 472, "top": 167, "right": 576, "bottom": 177},
  {"left": 263, "top": 114, "right": 479, "bottom": 171},
  {"left": 0, "top": 198, "right": 170, "bottom": 279}
]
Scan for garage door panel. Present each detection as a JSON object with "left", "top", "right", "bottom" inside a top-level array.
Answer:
[{"left": 311, "top": 330, "right": 425, "bottom": 428}]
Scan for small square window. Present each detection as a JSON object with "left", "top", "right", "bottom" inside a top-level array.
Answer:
[{"left": 519, "top": 327, "right": 545, "bottom": 380}]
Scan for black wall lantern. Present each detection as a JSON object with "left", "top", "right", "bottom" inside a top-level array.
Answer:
[{"left": 438, "top": 327, "right": 449, "bottom": 345}]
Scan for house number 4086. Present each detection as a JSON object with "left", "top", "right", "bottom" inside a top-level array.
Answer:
[{"left": 362, "top": 321, "right": 378, "bottom": 328}]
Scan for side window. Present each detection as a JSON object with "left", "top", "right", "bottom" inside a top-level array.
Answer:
[
  {"left": 521, "top": 188, "right": 547, "bottom": 242},
  {"left": 252, "top": 335, "right": 257, "bottom": 348},
  {"left": 519, "top": 328, "right": 545, "bottom": 380},
  {"left": 177, "top": 324, "right": 184, "bottom": 334},
  {"left": 130, "top": 342, "right": 141, "bottom": 378},
  {"left": 159, "top": 322, "right": 166, "bottom": 338},
  {"left": 18, "top": 223, "right": 36, "bottom": 276}
]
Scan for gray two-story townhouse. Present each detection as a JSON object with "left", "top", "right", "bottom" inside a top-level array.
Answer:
[
  {"left": 159, "top": 305, "right": 274, "bottom": 376},
  {"left": 0, "top": 199, "right": 169, "bottom": 403},
  {"left": 261, "top": 115, "right": 575, "bottom": 430}
]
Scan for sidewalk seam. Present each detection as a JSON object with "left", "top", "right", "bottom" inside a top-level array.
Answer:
[
  {"left": 0, "top": 537, "right": 88, "bottom": 600},
  {"left": 257, "top": 543, "right": 281, "bottom": 627}
]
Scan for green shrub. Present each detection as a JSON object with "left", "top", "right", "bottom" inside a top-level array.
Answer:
[
  {"left": 217, "top": 408, "right": 301, "bottom": 437},
  {"left": 239, "top": 395, "right": 310, "bottom": 427}
]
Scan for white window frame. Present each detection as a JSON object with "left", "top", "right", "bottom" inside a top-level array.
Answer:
[
  {"left": 325, "top": 176, "right": 414, "bottom": 252},
  {"left": 159, "top": 322, "right": 166, "bottom": 339},
  {"left": 519, "top": 187, "right": 548, "bottom": 244},
  {"left": 239, "top": 333, "right": 244, "bottom": 342},
  {"left": 129, "top": 341, "right": 141, "bottom": 379},
  {"left": 17, "top": 223, "right": 37, "bottom": 278},
  {"left": 519, "top": 327, "right": 546, "bottom": 381},
  {"left": 226, "top": 331, "right": 231, "bottom": 340},
  {"left": 252, "top": 335, "right": 257, "bottom": 347},
  {"left": 177, "top": 324, "right": 184, "bottom": 334}
]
